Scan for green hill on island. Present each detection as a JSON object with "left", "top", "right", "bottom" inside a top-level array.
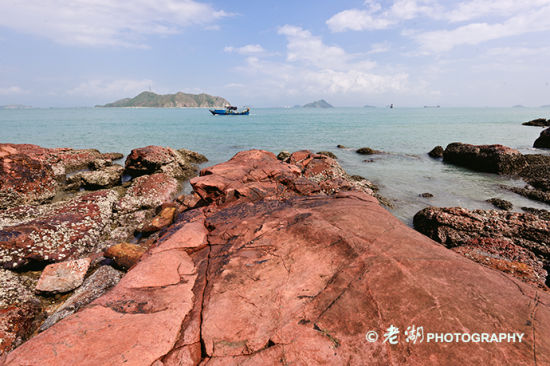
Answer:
[
  {"left": 303, "top": 99, "right": 333, "bottom": 108},
  {"left": 97, "top": 91, "right": 230, "bottom": 108}
]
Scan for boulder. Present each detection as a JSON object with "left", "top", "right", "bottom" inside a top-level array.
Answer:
[
  {"left": 419, "top": 192, "right": 433, "bottom": 198},
  {"left": 177, "top": 148, "right": 208, "bottom": 164},
  {"left": 316, "top": 151, "right": 337, "bottom": 159},
  {"left": 534, "top": 127, "right": 550, "bottom": 148},
  {"left": 117, "top": 173, "right": 179, "bottom": 214},
  {"left": 413, "top": 206, "right": 550, "bottom": 287},
  {"left": 39, "top": 265, "right": 123, "bottom": 331},
  {"left": 66, "top": 164, "right": 123, "bottom": 190},
  {"left": 276, "top": 151, "right": 291, "bottom": 161},
  {"left": 124, "top": 145, "right": 198, "bottom": 179},
  {"left": 356, "top": 147, "right": 381, "bottom": 155},
  {"left": 4, "top": 150, "right": 550, "bottom": 365},
  {"left": 35, "top": 258, "right": 91, "bottom": 294},
  {"left": 104, "top": 243, "right": 147, "bottom": 270},
  {"left": 522, "top": 118, "right": 550, "bottom": 127},
  {"left": 443, "top": 142, "right": 527, "bottom": 175},
  {"left": 486, "top": 198, "right": 513, "bottom": 210},
  {"left": 428, "top": 145, "right": 444, "bottom": 158},
  {"left": 0, "top": 153, "right": 57, "bottom": 209},
  {"left": 0, "top": 190, "right": 118, "bottom": 269}
]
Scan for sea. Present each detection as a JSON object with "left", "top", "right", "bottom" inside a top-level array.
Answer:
[{"left": 2, "top": 107, "right": 549, "bottom": 225}]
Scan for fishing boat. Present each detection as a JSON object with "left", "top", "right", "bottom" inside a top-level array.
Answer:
[{"left": 209, "top": 106, "right": 250, "bottom": 115}]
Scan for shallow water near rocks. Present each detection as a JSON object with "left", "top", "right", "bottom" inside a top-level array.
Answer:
[{"left": 2, "top": 107, "right": 549, "bottom": 225}]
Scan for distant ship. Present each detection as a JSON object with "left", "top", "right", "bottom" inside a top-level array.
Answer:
[{"left": 209, "top": 106, "right": 250, "bottom": 115}]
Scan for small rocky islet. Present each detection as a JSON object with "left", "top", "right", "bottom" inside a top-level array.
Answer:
[{"left": 0, "top": 135, "right": 549, "bottom": 364}]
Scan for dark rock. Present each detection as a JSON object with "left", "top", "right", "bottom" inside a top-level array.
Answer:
[
  {"left": 356, "top": 147, "right": 381, "bottom": 155},
  {"left": 419, "top": 192, "right": 434, "bottom": 198},
  {"left": 39, "top": 265, "right": 123, "bottom": 332},
  {"left": 534, "top": 127, "right": 550, "bottom": 148},
  {"left": 336, "top": 144, "right": 346, "bottom": 148},
  {"left": 276, "top": 151, "right": 291, "bottom": 161},
  {"left": 316, "top": 151, "right": 337, "bottom": 159},
  {"left": 486, "top": 198, "right": 513, "bottom": 210},
  {"left": 508, "top": 186, "right": 550, "bottom": 205},
  {"left": 0, "top": 190, "right": 118, "bottom": 269},
  {"left": 363, "top": 159, "right": 375, "bottom": 163},
  {"left": 104, "top": 243, "right": 147, "bottom": 270},
  {"left": 443, "top": 142, "right": 527, "bottom": 175},
  {"left": 414, "top": 206, "right": 550, "bottom": 287},
  {"left": 428, "top": 145, "right": 444, "bottom": 158},
  {"left": 177, "top": 148, "right": 208, "bottom": 164},
  {"left": 522, "top": 207, "right": 550, "bottom": 221},
  {"left": 124, "top": 145, "right": 198, "bottom": 179},
  {"left": 523, "top": 118, "right": 550, "bottom": 127}
]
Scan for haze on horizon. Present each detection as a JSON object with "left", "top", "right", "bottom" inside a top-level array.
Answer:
[{"left": 0, "top": 0, "right": 549, "bottom": 108}]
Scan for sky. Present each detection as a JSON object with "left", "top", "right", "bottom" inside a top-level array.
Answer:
[{"left": 0, "top": 0, "right": 549, "bottom": 107}]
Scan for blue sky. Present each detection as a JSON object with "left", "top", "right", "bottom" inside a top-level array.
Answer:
[{"left": 0, "top": 0, "right": 549, "bottom": 107}]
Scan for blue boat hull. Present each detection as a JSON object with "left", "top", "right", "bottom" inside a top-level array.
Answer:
[{"left": 209, "top": 108, "right": 249, "bottom": 116}]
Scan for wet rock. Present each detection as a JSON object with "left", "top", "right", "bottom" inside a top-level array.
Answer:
[
  {"left": 486, "top": 198, "right": 513, "bottom": 210},
  {"left": 356, "top": 147, "right": 381, "bottom": 155},
  {"left": 6, "top": 150, "right": 550, "bottom": 365},
  {"left": 39, "top": 265, "right": 123, "bottom": 331},
  {"left": 508, "top": 186, "right": 550, "bottom": 205},
  {"left": 0, "top": 270, "right": 40, "bottom": 355},
  {"left": 428, "top": 145, "right": 444, "bottom": 158},
  {"left": 413, "top": 206, "right": 550, "bottom": 287},
  {"left": 523, "top": 118, "right": 550, "bottom": 127},
  {"left": 276, "top": 151, "right": 291, "bottom": 161},
  {"left": 419, "top": 192, "right": 434, "bottom": 198},
  {"left": 316, "top": 151, "right": 337, "bottom": 159},
  {"left": 124, "top": 145, "right": 198, "bottom": 179},
  {"left": 117, "top": 173, "right": 179, "bottom": 214},
  {"left": 0, "top": 153, "right": 57, "bottom": 209},
  {"left": 66, "top": 165, "right": 123, "bottom": 190},
  {"left": 35, "top": 258, "right": 92, "bottom": 294},
  {"left": 0, "top": 190, "right": 118, "bottom": 269},
  {"left": 104, "top": 243, "right": 147, "bottom": 270},
  {"left": 534, "top": 127, "right": 550, "bottom": 148},
  {"left": 177, "top": 148, "right": 208, "bottom": 164},
  {"left": 336, "top": 144, "right": 346, "bottom": 148},
  {"left": 522, "top": 207, "right": 550, "bottom": 221},
  {"left": 443, "top": 142, "right": 527, "bottom": 175}
]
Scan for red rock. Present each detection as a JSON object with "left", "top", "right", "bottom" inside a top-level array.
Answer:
[
  {"left": 413, "top": 206, "right": 549, "bottom": 288},
  {"left": 104, "top": 243, "right": 147, "bottom": 269},
  {"left": 443, "top": 142, "right": 527, "bottom": 175},
  {"left": 117, "top": 173, "right": 179, "bottom": 213},
  {"left": 124, "top": 145, "right": 198, "bottom": 179},
  {"left": 35, "top": 258, "right": 91, "bottom": 294},
  {"left": 0, "top": 154, "right": 57, "bottom": 209},
  {"left": 140, "top": 206, "right": 177, "bottom": 233},
  {"left": 4, "top": 150, "right": 550, "bottom": 365},
  {"left": 0, "top": 190, "right": 118, "bottom": 269}
]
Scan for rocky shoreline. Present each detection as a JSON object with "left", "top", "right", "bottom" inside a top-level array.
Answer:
[{"left": 1, "top": 143, "right": 549, "bottom": 364}]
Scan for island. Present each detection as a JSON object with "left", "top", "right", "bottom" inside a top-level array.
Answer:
[
  {"left": 303, "top": 99, "right": 333, "bottom": 108},
  {"left": 96, "top": 91, "right": 230, "bottom": 108},
  {"left": 0, "top": 104, "right": 32, "bottom": 110}
]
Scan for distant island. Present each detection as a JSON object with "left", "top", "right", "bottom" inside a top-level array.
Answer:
[
  {"left": 363, "top": 105, "right": 376, "bottom": 108},
  {"left": 512, "top": 105, "right": 525, "bottom": 108},
  {"left": 0, "top": 104, "right": 32, "bottom": 110},
  {"left": 97, "top": 91, "right": 230, "bottom": 108},
  {"left": 303, "top": 99, "right": 333, "bottom": 108}
]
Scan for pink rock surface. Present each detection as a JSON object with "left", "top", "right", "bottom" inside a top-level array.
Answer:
[
  {"left": 35, "top": 258, "right": 92, "bottom": 294},
  {"left": 3, "top": 150, "right": 550, "bottom": 365}
]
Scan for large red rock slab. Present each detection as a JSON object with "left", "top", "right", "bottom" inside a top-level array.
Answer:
[
  {"left": 0, "top": 190, "right": 118, "bottom": 269},
  {"left": 413, "top": 206, "right": 550, "bottom": 288},
  {"left": 35, "top": 258, "right": 91, "bottom": 294},
  {"left": 124, "top": 145, "right": 199, "bottom": 179},
  {"left": 0, "top": 154, "right": 57, "bottom": 209},
  {"left": 117, "top": 173, "right": 179, "bottom": 213},
  {"left": 443, "top": 142, "right": 527, "bottom": 175},
  {"left": 2, "top": 243, "right": 198, "bottom": 366}
]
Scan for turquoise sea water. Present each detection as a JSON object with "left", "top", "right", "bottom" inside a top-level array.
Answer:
[{"left": 1, "top": 107, "right": 549, "bottom": 224}]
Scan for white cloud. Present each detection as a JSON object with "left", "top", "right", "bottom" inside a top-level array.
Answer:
[
  {"left": 0, "top": 0, "right": 230, "bottom": 47},
  {"left": 413, "top": 4, "right": 550, "bottom": 52},
  {"left": 326, "top": 9, "right": 394, "bottom": 32},
  {"left": 446, "top": 0, "right": 550, "bottom": 23},
  {"left": 224, "top": 44, "right": 265, "bottom": 55},
  {"left": 0, "top": 86, "right": 27, "bottom": 95},
  {"left": 68, "top": 79, "right": 153, "bottom": 97}
]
